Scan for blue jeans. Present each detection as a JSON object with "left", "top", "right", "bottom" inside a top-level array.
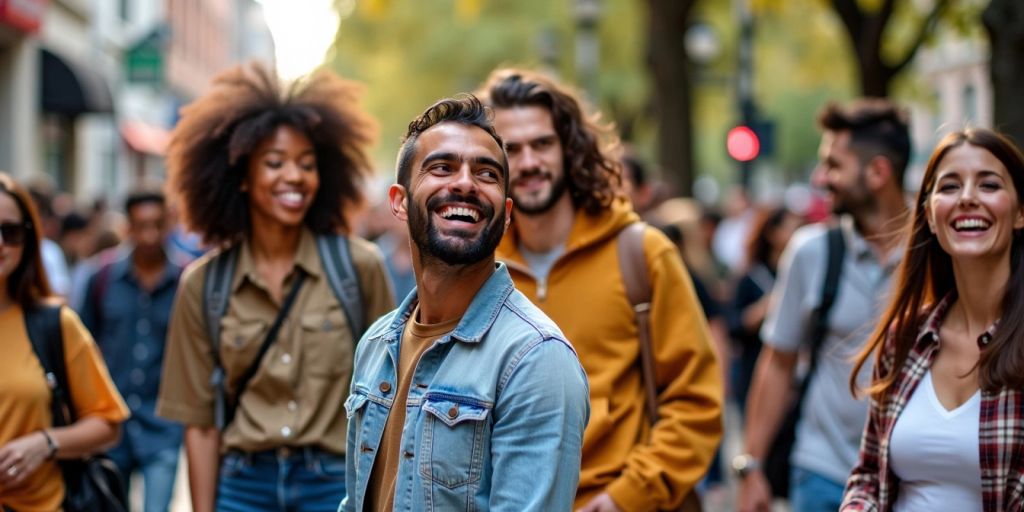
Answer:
[
  {"left": 106, "top": 444, "right": 180, "bottom": 512},
  {"left": 790, "top": 466, "right": 845, "bottom": 512},
  {"left": 216, "top": 448, "right": 346, "bottom": 512}
]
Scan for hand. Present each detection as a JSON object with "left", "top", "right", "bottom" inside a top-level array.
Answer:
[
  {"left": 575, "top": 492, "right": 623, "bottom": 512},
  {"left": 0, "top": 432, "right": 51, "bottom": 490},
  {"left": 737, "top": 469, "right": 773, "bottom": 512}
]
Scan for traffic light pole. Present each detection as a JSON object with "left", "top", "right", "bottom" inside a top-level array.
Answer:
[{"left": 736, "top": 0, "right": 755, "bottom": 190}]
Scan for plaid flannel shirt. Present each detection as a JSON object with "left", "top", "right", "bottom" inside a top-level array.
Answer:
[{"left": 842, "top": 293, "right": 1024, "bottom": 512}]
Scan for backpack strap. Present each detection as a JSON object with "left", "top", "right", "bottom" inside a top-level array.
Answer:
[
  {"left": 810, "top": 225, "right": 846, "bottom": 358},
  {"left": 795, "top": 225, "right": 846, "bottom": 408},
  {"left": 616, "top": 222, "right": 659, "bottom": 424},
  {"left": 316, "top": 234, "right": 365, "bottom": 341},
  {"left": 202, "top": 246, "right": 239, "bottom": 430},
  {"left": 24, "top": 304, "right": 74, "bottom": 426}
]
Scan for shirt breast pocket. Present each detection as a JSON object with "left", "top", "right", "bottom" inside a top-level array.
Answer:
[
  {"left": 219, "top": 317, "right": 266, "bottom": 368},
  {"left": 418, "top": 394, "right": 491, "bottom": 489},
  {"left": 301, "top": 306, "right": 352, "bottom": 377}
]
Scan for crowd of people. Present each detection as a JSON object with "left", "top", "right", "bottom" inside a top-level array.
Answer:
[{"left": 0, "top": 59, "right": 1022, "bottom": 512}]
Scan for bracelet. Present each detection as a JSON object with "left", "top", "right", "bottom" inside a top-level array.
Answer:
[{"left": 40, "top": 430, "right": 59, "bottom": 460}]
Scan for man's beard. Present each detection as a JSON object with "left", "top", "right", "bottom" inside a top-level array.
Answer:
[
  {"left": 829, "top": 168, "right": 873, "bottom": 216},
  {"left": 408, "top": 193, "right": 505, "bottom": 266},
  {"left": 511, "top": 168, "right": 568, "bottom": 215}
]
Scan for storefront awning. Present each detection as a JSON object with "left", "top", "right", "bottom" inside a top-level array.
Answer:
[
  {"left": 121, "top": 120, "right": 171, "bottom": 156},
  {"left": 40, "top": 48, "right": 113, "bottom": 116},
  {"left": 0, "top": 0, "right": 46, "bottom": 33}
]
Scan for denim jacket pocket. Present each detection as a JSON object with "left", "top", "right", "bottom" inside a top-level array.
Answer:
[{"left": 418, "top": 394, "right": 491, "bottom": 489}]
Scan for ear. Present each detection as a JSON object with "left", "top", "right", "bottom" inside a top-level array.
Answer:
[
  {"left": 503, "top": 197, "right": 513, "bottom": 230},
  {"left": 866, "top": 156, "right": 894, "bottom": 191},
  {"left": 1015, "top": 204, "right": 1024, "bottom": 231},
  {"left": 388, "top": 184, "right": 409, "bottom": 222}
]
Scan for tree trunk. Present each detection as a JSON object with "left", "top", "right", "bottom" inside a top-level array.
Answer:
[
  {"left": 983, "top": 0, "right": 1024, "bottom": 146},
  {"left": 647, "top": 0, "right": 697, "bottom": 197}
]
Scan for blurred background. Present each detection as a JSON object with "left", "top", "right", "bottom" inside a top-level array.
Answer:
[
  {"left": 0, "top": 0, "right": 1018, "bottom": 211},
  {"left": 2, "top": 1, "right": 1020, "bottom": 510}
]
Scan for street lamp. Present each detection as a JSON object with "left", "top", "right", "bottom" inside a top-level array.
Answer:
[{"left": 574, "top": 0, "right": 602, "bottom": 97}]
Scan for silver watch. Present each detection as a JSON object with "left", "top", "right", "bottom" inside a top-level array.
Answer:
[{"left": 731, "top": 453, "right": 762, "bottom": 478}]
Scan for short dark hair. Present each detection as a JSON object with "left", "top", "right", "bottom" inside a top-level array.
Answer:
[
  {"left": 396, "top": 94, "right": 507, "bottom": 192},
  {"left": 166, "top": 62, "right": 376, "bottom": 246},
  {"left": 60, "top": 212, "right": 89, "bottom": 236},
  {"left": 817, "top": 99, "right": 911, "bottom": 188},
  {"left": 124, "top": 190, "right": 166, "bottom": 217},
  {"left": 0, "top": 172, "right": 53, "bottom": 307},
  {"left": 478, "top": 68, "right": 623, "bottom": 215}
]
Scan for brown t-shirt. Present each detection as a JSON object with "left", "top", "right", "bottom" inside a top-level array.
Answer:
[
  {"left": 367, "top": 306, "right": 459, "bottom": 511},
  {"left": 156, "top": 228, "right": 394, "bottom": 453}
]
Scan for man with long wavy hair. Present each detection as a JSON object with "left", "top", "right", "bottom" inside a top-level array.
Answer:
[{"left": 478, "top": 68, "right": 722, "bottom": 512}]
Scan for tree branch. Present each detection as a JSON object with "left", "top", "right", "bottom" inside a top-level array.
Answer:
[
  {"left": 891, "top": 0, "right": 951, "bottom": 75},
  {"left": 831, "top": 0, "right": 865, "bottom": 46}
]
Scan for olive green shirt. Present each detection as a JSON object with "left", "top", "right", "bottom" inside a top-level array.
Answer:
[{"left": 157, "top": 228, "right": 394, "bottom": 453}]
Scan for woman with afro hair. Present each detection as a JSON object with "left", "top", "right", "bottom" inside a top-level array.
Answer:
[{"left": 156, "top": 62, "right": 394, "bottom": 512}]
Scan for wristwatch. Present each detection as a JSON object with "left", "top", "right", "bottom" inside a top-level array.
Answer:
[{"left": 731, "top": 453, "right": 762, "bottom": 478}]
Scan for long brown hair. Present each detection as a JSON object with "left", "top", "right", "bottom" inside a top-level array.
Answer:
[
  {"left": 166, "top": 62, "right": 376, "bottom": 246},
  {"left": 850, "top": 128, "right": 1024, "bottom": 399},
  {"left": 0, "top": 172, "right": 53, "bottom": 307},
  {"left": 477, "top": 68, "right": 623, "bottom": 215}
]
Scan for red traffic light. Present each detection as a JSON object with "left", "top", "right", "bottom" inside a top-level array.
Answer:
[{"left": 727, "top": 126, "right": 760, "bottom": 162}]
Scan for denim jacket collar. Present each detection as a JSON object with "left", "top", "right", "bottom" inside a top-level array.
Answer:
[
  {"left": 371, "top": 262, "right": 515, "bottom": 346},
  {"left": 106, "top": 246, "right": 182, "bottom": 291}
]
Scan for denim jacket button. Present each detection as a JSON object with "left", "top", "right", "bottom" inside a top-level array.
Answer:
[
  {"left": 379, "top": 381, "right": 392, "bottom": 394},
  {"left": 447, "top": 405, "right": 459, "bottom": 419}
]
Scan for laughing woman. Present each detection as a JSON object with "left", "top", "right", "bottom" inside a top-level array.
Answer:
[
  {"left": 156, "top": 62, "right": 394, "bottom": 512},
  {"left": 0, "top": 173, "right": 128, "bottom": 511},
  {"left": 842, "top": 128, "right": 1024, "bottom": 511}
]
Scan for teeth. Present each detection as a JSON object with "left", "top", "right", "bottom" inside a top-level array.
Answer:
[
  {"left": 279, "top": 192, "right": 303, "bottom": 203},
  {"left": 440, "top": 206, "right": 479, "bottom": 222},
  {"left": 954, "top": 218, "right": 990, "bottom": 230}
]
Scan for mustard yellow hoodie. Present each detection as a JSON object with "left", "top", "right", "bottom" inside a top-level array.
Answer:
[{"left": 497, "top": 200, "right": 723, "bottom": 512}]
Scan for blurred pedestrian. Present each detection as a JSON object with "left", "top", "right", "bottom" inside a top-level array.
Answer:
[
  {"left": 0, "top": 172, "right": 128, "bottom": 511},
  {"left": 26, "top": 184, "right": 70, "bottom": 297},
  {"left": 480, "top": 68, "right": 722, "bottom": 512},
  {"left": 77, "top": 190, "right": 183, "bottom": 512},
  {"left": 156, "top": 62, "right": 394, "bottom": 512},
  {"left": 727, "top": 206, "right": 803, "bottom": 412},
  {"left": 735, "top": 99, "right": 911, "bottom": 512},
  {"left": 843, "top": 128, "right": 1024, "bottom": 511},
  {"left": 342, "top": 94, "right": 589, "bottom": 511}
]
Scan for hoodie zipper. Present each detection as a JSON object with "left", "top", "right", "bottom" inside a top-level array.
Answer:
[
  {"left": 536, "top": 278, "right": 547, "bottom": 301},
  {"left": 503, "top": 260, "right": 549, "bottom": 302}
]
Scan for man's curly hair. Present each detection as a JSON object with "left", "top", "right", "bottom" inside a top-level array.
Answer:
[
  {"left": 166, "top": 62, "right": 376, "bottom": 245},
  {"left": 477, "top": 68, "right": 623, "bottom": 215}
]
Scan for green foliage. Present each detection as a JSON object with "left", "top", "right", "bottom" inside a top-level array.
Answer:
[{"left": 328, "top": 0, "right": 637, "bottom": 178}]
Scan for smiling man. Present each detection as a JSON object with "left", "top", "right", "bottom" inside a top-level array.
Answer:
[
  {"left": 341, "top": 95, "right": 590, "bottom": 511},
  {"left": 479, "top": 68, "right": 722, "bottom": 512}
]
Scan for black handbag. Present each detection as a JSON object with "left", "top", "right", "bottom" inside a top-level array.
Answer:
[{"left": 24, "top": 304, "right": 128, "bottom": 512}]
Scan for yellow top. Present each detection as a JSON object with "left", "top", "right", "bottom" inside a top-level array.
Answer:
[
  {"left": 498, "top": 200, "right": 724, "bottom": 511},
  {"left": 0, "top": 305, "right": 130, "bottom": 512}
]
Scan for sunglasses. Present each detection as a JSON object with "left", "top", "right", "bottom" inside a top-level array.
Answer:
[{"left": 0, "top": 221, "right": 31, "bottom": 246}]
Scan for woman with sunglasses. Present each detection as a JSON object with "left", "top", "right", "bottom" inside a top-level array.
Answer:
[
  {"left": 0, "top": 172, "right": 129, "bottom": 510},
  {"left": 156, "top": 62, "right": 394, "bottom": 512},
  {"left": 843, "top": 128, "right": 1024, "bottom": 511}
]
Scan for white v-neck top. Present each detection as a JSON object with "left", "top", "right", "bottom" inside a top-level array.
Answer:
[{"left": 890, "top": 369, "right": 982, "bottom": 511}]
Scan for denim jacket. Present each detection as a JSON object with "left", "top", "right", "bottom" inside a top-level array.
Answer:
[{"left": 342, "top": 264, "right": 590, "bottom": 511}]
